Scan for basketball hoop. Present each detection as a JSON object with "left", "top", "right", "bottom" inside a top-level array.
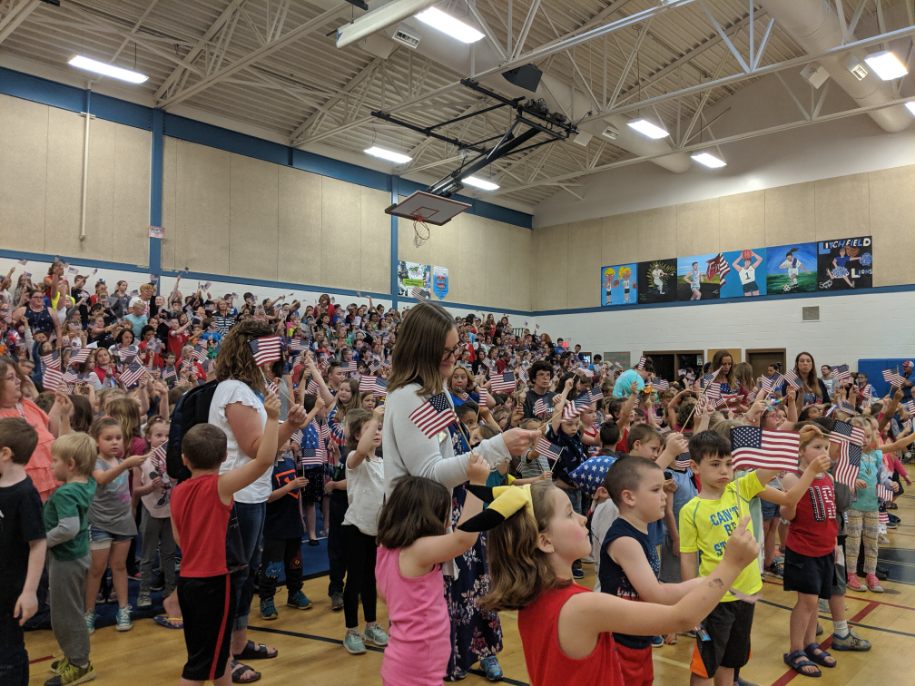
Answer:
[{"left": 386, "top": 190, "right": 471, "bottom": 226}]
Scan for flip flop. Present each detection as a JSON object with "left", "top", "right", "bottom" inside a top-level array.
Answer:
[
  {"left": 233, "top": 640, "right": 278, "bottom": 660},
  {"left": 153, "top": 615, "right": 183, "bottom": 630}
]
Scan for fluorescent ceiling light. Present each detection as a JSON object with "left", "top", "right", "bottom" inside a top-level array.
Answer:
[
  {"left": 415, "top": 7, "right": 484, "bottom": 44},
  {"left": 364, "top": 146, "right": 412, "bottom": 164},
  {"left": 462, "top": 175, "right": 499, "bottom": 191},
  {"left": 627, "top": 118, "right": 669, "bottom": 139},
  {"left": 906, "top": 101, "right": 915, "bottom": 116},
  {"left": 691, "top": 151, "right": 727, "bottom": 169},
  {"left": 68, "top": 55, "right": 148, "bottom": 84},
  {"left": 864, "top": 50, "right": 908, "bottom": 80}
]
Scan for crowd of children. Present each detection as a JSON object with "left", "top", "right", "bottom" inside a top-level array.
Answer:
[{"left": 0, "top": 259, "right": 913, "bottom": 685}]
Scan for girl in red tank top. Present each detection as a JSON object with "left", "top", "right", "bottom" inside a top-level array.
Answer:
[{"left": 478, "top": 481, "right": 761, "bottom": 686}]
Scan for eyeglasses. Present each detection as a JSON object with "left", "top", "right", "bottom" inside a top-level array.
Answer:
[{"left": 442, "top": 343, "right": 462, "bottom": 359}]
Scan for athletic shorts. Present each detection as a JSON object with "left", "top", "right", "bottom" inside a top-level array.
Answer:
[
  {"left": 742, "top": 281, "right": 758, "bottom": 293},
  {"left": 615, "top": 642, "right": 653, "bottom": 686},
  {"left": 783, "top": 548, "right": 836, "bottom": 599},
  {"left": 691, "top": 600, "right": 754, "bottom": 677},
  {"left": 177, "top": 574, "right": 236, "bottom": 682}
]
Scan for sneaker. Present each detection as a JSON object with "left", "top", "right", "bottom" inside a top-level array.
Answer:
[
  {"left": 49, "top": 658, "right": 67, "bottom": 675},
  {"left": 287, "top": 590, "right": 312, "bottom": 610},
  {"left": 136, "top": 592, "right": 151, "bottom": 609},
  {"left": 865, "top": 573, "right": 884, "bottom": 593},
  {"left": 84, "top": 611, "right": 95, "bottom": 635},
  {"left": 831, "top": 630, "right": 872, "bottom": 651},
  {"left": 44, "top": 660, "right": 95, "bottom": 685},
  {"left": 846, "top": 572, "right": 866, "bottom": 592},
  {"left": 879, "top": 534, "right": 890, "bottom": 545},
  {"left": 331, "top": 592, "right": 344, "bottom": 611},
  {"left": 816, "top": 622, "right": 823, "bottom": 636},
  {"left": 260, "top": 598, "right": 278, "bottom": 621},
  {"left": 571, "top": 562, "right": 584, "bottom": 580},
  {"left": 445, "top": 667, "right": 468, "bottom": 682},
  {"left": 479, "top": 655, "right": 503, "bottom": 682},
  {"left": 887, "top": 521, "right": 898, "bottom": 529},
  {"left": 364, "top": 623, "right": 389, "bottom": 647},
  {"left": 115, "top": 605, "right": 132, "bottom": 631},
  {"left": 651, "top": 635, "right": 664, "bottom": 648},
  {"left": 343, "top": 629, "right": 366, "bottom": 655}
]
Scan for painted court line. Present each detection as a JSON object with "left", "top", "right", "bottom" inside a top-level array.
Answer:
[
  {"left": 28, "top": 654, "right": 53, "bottom": 665},
  {"left": 761, "top": 578, "right": 915, "bottom": 611}
]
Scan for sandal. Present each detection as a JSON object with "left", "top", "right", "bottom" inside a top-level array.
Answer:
[
  {"left": 153, "top": 615, "right": 184, "bottom": 630},
  {"left": 234, "top": 640, "right": 278, "bottom": 660},
  {"left": 231, "top": 661, "right": 261, "bottom": 684},
  {"left": 784, "top": 650, "right": 821, "bottom": 677},
  {"left": 804, "top": 643, "right": 836, "bottom": 668}
]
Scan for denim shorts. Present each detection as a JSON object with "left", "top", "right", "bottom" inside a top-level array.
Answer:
[{"left": 89, "top": 524, "right": 133, "bottom": 550}]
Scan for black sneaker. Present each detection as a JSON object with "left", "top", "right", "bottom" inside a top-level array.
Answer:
[
  {"left": 572, "top": 562, "right": 584, "bottom": 580},
  {"left": 331, "top": 592, "right": 344, "bottom": 611}
]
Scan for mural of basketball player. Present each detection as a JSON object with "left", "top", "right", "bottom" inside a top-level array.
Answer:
[
  {"left": 603, "top": 267, "right": 615, "bottom": 304},
  {"left": 619, "top": 266, "right": 633, "bottom": 303},
  {"left": 778, "top": 248, "right": 805, "bottom": 291},
  {"left": 831, "top": 245, "right": 860, "bottom": 289},
  {"left": 732, "top": 250, "right": 763, "bottom": 297}
]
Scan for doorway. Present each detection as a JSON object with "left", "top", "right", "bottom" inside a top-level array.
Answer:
[
  {"left": 644, "top": 350, "right": 704, "bottom": 383},
  {"left": 746, "top": 349, "right": 787, "bottom": 378}
]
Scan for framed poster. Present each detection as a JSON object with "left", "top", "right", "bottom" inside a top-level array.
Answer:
[
  {"left": 601, "top": 263, "right": 638, "bottom": 306},
  {"left": 766, "top": 243, "right": 817, "bottom": 293},
  {"left": 677, "top": 253, "right": 724, "bottom": 301},
  {"left": 817, "top": 236, "right": 873, "bottom": 291},
  {"left": 397, "top": 260, "right": 431, "bottom": 297},
  {"left": 719, "top": 249, "right": 767, "bottom": 299},
  {"left": 637, "top": 259, "right": 677, "bottom": 304},
  {"left": 432, "top": 265, "right": 449, "bottom": 299}
]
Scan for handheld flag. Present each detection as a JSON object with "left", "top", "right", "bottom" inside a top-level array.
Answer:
[
  {"left": 674, "top": 452, "right": 692, "bottom": 470},
  {"left": 877, "top": 484, "right": 894, "bottom": 502},
  {"left": 409, "top": 393, "right": 457, "bottom": 438},
  {"left": 833, "top": 364, "right": 852, "bottom": 385},
  {"left": 729, "top": 427, "right": 800, "bottom": 472},
  {"left": 477, "top": 388, "right": 490, "bottom": 406},
  {"left": 782, "top": 370, "right": 801, "bottom": 390},
  {"left": 533, "top": 398, "right": 553, "bottom": 418},
  {"left": 904, "top": 400, "right": 915, "bottom": 415},
  {"left": 248, "top": 336, "right": 282, "bottom": 367},
  {"left": 825, "top": 419, "right": 865, "bottom": 489},
  {"left": 636, "top": 356, "right": 648, "bottom": 371},
  {"left": 120, "top": 362, "right": 146, "bottom": 389},
  {"left": 359, "top": 375, "right": 387, "bottom": 397},
  {"left": 534, "top": 437, "right": 562, "bottom": 463},
  {"left": 652, "top": 378, "right": 669, "bottom": 392},
  {"left": 490, "top": 372, "right": 517, "bottom": 394},
  {"left": 68, "top": 348, "right": 91, "bottom": 367},
  {"left": 882, "top": 369, "right": 905, "bottom": 388}
]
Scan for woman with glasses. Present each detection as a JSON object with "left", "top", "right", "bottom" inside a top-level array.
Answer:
[{"left": 13, "top": 288, "right": 60, "bottom": 342}]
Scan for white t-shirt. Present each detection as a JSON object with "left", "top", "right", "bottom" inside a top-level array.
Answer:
[
  {"left": 343, "top": 450, "right": 385, "bottom": 536},
  {"left": 210, "top": 379, "right": 272, "bottom": 504},
  {"left": 590, "top": 498, "right": 619, "bottom": 591}
]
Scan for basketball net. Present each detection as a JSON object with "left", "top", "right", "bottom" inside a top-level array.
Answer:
[{"left": 413, "top": 215, "right": 431, "bottom": 247}]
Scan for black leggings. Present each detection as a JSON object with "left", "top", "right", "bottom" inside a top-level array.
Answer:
[{"left": 341, "top": 524, "right": 377, "bottom": 629}]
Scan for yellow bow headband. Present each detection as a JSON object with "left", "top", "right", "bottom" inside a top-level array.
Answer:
[{"left": 457, "top": 484, "right": 534, "bottom": 533}]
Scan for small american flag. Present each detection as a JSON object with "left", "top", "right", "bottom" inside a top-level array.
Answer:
[
  {"left": 69, "top": 348, "right": 91, "bottom": 366},
  {"left": 827, "top": 419, "right": 865, "bottom": 489},
  {"left": 730, "top": 427, "right": 800, "bottom": 471},
  {"left": 191, "top": 346, "right": 208, "bottom": 363},
  {"left": 118, "top": 345, "right": 139, "bottom": 363},
  {"left": 705, "top": 382, "right": 722, "bottom": 402},
  {"left": 305, "top": 379, "right": 320, "bottom": 396},
  {"left": 359, "top": 375, "right": 387, "bottom": 396},
  {"left": 477, "top": 388, "right": 490, "bottom": 406},
  {"left": 410, "top": 286, "right": 428, "bottom": 302},
  {"left": 41, "top": 351, "right": 61, "bottom": 371},
  {"left": 877, "top": 484, "right": 894, "bottom": 502},
  {"left": 674, "top": 452, "right": 692, "bottom": 470},
  {"left": 120, "top": 362, "right": 145, "bottom": 388},
  {"left": 782, "top": 370, "right": 801, "bottom": 390},
  {"left": 879, "top": 510, "right": 890, "bottom": 526},
  {"left": 408, "top": 393, "right": 457, "bottom": 438},
  {"left": 883, "top": 369, "right": 906, "bottom": 387},
  {"left": 265, "top": 379, "right": 278, "bottom": 395},
  {"left": 299, "top": 446, "right": 327, "bottom": 466},
  {"left": 288, "top": 338, "right": 306, "bottom": 353},
  {"left": 833, "top": 364, "right": 852, "bottom": 385},
  {"left": 318, "top": 422, "right": 330, "bottom": 444},
  {"left": 162, "top": 367, "right": 177, "bottom": 382},
  {"left": 904, "top": 400, "right": 915, "bottom": 415},
  {"left": 706, "top": 253, "right": 730, "bottom": 285},
  {"left": 760, "top": 374, "right": 782, "bottom": 394},
  {"left": 249, "top": 336, "right": 282, "bottom": 366},
  {"left": 563, "top": 393, "right": 593, "bottom": 420},
  {"left": 636, "top": 356, "right": 648, "bottom": 370},
  {"left": 588, "top": 388, "right": 604, "bottom": 404},
  {"left": 290, "top": 429, "right": 303, "bottom": 445},
  {"left": 652, "top": 378, "right": 669, "bottom": 392},
  {"left": 491, "top": 371, "right": 516, "bottom": 394},
  {"left": 42, "top": 366, "right": 64, "bottom": 392},
  {"left": 533, "top": 398, "right": 553, "bottom": 417},
  {"left": 341, "top": 361, "right": 358, "bottom": 375},
  {"left": 862, "top": 385, "right": 872, "bottom": 401},
  {"left": 535, "top": 437, "right": 562, "bottom": 463}
]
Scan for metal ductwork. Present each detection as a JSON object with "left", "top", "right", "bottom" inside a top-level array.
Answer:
[{"left": 759, "top": 0, "right": 912, "bottom": 133}]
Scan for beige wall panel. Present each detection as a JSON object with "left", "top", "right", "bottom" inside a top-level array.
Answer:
[
  {"left": 0, "top": 96, "right": 48, "bottom": 250},
  {"left": 160, "top": 138, "right": 178, "bottom": 270},
  {"left": 79, "top": 118, "right": 118, "bottom": 261},
  {"left": 507, "top": 226, "right": 532, "bottom": 311},
  {"left": 487, "top": 219, "right": 514, "bottom": 309},
  {"left": 321, "top": 177, "right": 361, "bottom": 290},
  {"left": 719, "top": 191, "right": 764, "bottom": 251},
  {"left": 814, "top": 174, "right": 869, "bottom": 240},
  {"left": 867, "top": 166, "right": 915, "bottom": 287},
  {"left": 536, "top": 225, "right": 568, "bottom": 310},
  {"left": 229, "top": 155, "right": 279, "bottom": 280},
  {"left": 567, "top": 221, "right": 602, "bottom": 308},
  {"left": 277, "top": 167, "right": 323, "bottom": 285},
  {"left": 602, "top": 212, "right": 639, "bottom": 265},
  {"left": 638, "top": 206, "right": 677, "bottom": 260},
  {"left": 764, "top": 182, "right": 814, "bottom": 245},
  {"left": 174, "top": 141, "right": 230, "bottom": 274},
  {"left": 677, "top": 198, "right": 720, "bottom": 255},
  {"left": 453, "top": 216, "right": 483, "bottom": 304},
  {"left": 108, "top": 122, "right": 150, "bottom": 265},
  {"left": 359, "top": 187, "right": 390, "bottom": 293},
  {"left": 44, "top": 108, "right": 84, "bottom": 255}
]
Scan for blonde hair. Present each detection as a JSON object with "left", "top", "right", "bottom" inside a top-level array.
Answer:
[
  {"left": 798, "top": 423, "right": 826, "bottom": 452},
  {"left": 52, "top": 432, "right": 97, "bottom": 476},
  {"left": 481, "top": 481, "right": 569, "bottom": 611},
  {"left": 107, "top": 397, "right": 142, "bottom": 440},
  {"left": 387, "top": 302, "right": 454, "bottom": 397}
]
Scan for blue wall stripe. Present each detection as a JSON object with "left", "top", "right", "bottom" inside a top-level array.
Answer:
[
  {"left": 148, "top": 109, "right": 164, "bottom": 281},
  {"left": 390, "top": 176, "right": 400, "bottom": 309},
  {"left": 0, "top": 67, "right": 533, "bottom": 229},
  {"left": 533, "top": 282, "right": 915, "bottom": 317}
]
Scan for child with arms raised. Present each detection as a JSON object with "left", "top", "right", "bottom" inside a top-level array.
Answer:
[{"left": 170, "top": 393, "right": 280, "bottom": 686}]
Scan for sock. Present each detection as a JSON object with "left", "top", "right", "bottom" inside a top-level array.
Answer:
[{"left": 833, "top": 619, "right": 849, "bottom": 637}]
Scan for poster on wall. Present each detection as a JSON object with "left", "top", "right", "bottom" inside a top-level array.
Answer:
[
  {"left": 676, "top": 253, "right": 725, "bottom": 301},
  {"left": 600, "top": 263, "right": 638, "bottom": 306},
  {"left": 766, "top": 243, "right": 818, "bottom": 293},
  {"left": 397, "top": 260, "right": 431, "bottom": 297},
  {"left": 719, "top": 248, "right": 767, "bottom": 299},
  {"left": 637, "top": 259, "right": 677, "bottom": 304},
  {"left": 432, "top": 265, "right": 449, "bottom": 300},
  {"left": 817, "top": 235, "right": 872, "bottom": 291}
]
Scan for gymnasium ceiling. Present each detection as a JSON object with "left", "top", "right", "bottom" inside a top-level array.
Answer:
[{"left": 0, "top": 0, "right": 913, "bottom": 213}]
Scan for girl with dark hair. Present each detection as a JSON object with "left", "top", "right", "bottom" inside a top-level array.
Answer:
[{"left": 788, "top": 351, "right": 830, "bottom": 407}]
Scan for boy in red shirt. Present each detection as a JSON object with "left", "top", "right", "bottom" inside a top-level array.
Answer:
[{"left": 170, "top": 393, "right": 280, "bottom": 686}]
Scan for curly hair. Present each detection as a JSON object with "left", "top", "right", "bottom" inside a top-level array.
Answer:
[{"left": 215, "top": 319, "right": 276, "bottom": 394}]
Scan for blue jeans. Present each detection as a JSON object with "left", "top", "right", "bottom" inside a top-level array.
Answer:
[{"left": 232, "top": 501, "right": 266, "bottom": 631}]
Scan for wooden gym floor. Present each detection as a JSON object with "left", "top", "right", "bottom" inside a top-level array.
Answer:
[{"left": 26, "top": 491, "right": 915, "bottom": 685}]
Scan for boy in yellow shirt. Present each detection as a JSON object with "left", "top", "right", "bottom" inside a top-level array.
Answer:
[{"left": 679, "top": 431, "right": 829, "bottom": 686}]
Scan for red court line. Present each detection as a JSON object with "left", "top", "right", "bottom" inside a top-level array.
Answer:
[
  {"left": 29, "top": 655, "right": 53, "bottom": 665},
  {"left": 768, "top": 601, "right": 879, "bottom": 686},
  {"left": 761, "top": 578, "right": 915, "bottom": 611}
]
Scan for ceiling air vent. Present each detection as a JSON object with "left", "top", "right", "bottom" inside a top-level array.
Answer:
[
  {"left": 391, "top": 27, "right": 421, "bottom": 49},
  {"left": 802, "top": 306, "right": 820, "bottom": 322}
]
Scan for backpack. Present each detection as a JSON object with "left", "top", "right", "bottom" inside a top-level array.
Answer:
[{"left": 165, "top": 379, "right": 219, "bottom": 482}]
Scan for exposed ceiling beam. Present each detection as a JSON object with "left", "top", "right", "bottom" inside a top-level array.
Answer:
[{"left": 0, "top": 0, "right": 39, "bottom": 45}]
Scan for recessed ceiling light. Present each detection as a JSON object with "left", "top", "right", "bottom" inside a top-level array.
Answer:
[
  {"left": 68, "top": 55, "right": 148, "bottom": 84},
  {"left": 415, "top": 7, "right": 484, "bottom": 44},
  {"left": 864, "top": 50, "right": 908, "bottom": 80},
  {"left": 364, "top": 146, "right": 412, "bottom": 164},
  {"left": 462, "top": 176, "right": 499, "bottom": 191},
  {"left": 906, "top": 101, "right": 915, "bottom": 116},
  {"left": 627, "top": 118, "right": 669, "bottom": 139},
  {"left": 691, "top": 151, "right": 727, "bottom": 169}
]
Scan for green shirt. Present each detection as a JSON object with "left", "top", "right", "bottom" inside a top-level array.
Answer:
[{"left": 43, "top": 479, "right": 96, "bottom": 561}]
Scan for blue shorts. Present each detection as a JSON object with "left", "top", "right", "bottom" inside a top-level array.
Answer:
[
  {"left": 89, "top": 525, "right": 133, "bottom": 550},
  {"left": 761, "top": 500, "right": 780, "bottom": 521}
]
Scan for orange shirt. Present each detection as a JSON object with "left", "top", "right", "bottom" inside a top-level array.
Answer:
[{"left": 0, "top": 399, "right": 57, "bottom": 501}]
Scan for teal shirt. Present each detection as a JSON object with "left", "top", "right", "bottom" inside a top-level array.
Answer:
[
  {"left": 43, "top": 479, "right": 96, "bottom": 560},
  {"left": 613, "top": 369, "right": 645, "bottom": 398},
  {"left": 852, "top": 450, "right": 881, "bottom": 512}
]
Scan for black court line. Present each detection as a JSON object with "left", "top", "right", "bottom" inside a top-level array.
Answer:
[
  {"left": 757, "top": 599, "right": 915, "bottom": 639},
  {"left": 249, "top": 624, "right": 531, "bottom": 686}
]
